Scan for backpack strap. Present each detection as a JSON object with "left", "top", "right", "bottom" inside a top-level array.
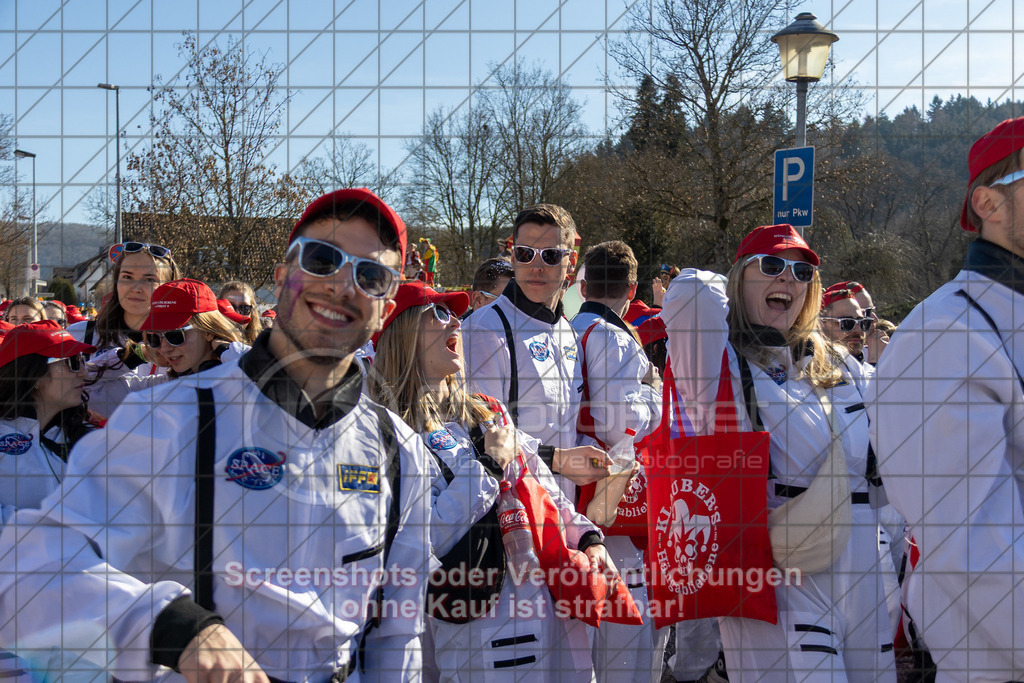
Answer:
[
  {"left": 491, "top": 306, "right": 519, "bottom": 426},
  {"left": 956, "top": 289, "right": 1024, "bottom": 393},
  {"left": 194, "top": 387, "right": 217, "bottom": 611},
  {"left": 84, "top": 319, "right": 96, "bottom": 347},
  {"left": 736, "top": 353, "right": 765, "bottom": 432},
  {"left": 576, "top": 321, "right": 601, "bottom": 445}
]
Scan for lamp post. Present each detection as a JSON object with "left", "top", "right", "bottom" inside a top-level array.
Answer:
[
  {"left": 97, "top": 83, "right": 122, "bottom": 245},
  {"left": 771, "top": 12, "right": 839, "bottom": 148},
  {"left": 13, "top": 149, "right": 37, "bottom": 296}
]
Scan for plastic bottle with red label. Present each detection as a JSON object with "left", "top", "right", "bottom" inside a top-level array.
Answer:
[{"left": 497, "top": 479, "right": 542, "bottom": 584}]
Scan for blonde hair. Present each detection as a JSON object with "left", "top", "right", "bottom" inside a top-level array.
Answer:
[
  {"left": 369, "top": 305, "right": 493, "bottom": 432},
  {"left": 218, "top": 280, "right": 264, "bottom": 344},
  {"left": 725, "top": 259, "right": 843, "bottom": 389},
  {"left": 190, "top": 310, "right": 244, "bottom": 344}
]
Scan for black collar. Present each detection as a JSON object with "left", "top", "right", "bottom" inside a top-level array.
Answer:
[
  {"left": 578, "top": 301, "right": 632, "bottom": 336},
  {"left": 502, "top": 279, "right": 563, "bottom": 324},
  {"left": 239, "top": 330, "right": 363, "bottom": 430},
  {"left": 735, "top": 325, "right": 814, "bottom": 362},
  {"left": 963, "top": 239, "right": 1024, "bottom": 298}
]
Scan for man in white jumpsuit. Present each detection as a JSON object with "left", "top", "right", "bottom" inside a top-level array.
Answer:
[
  {"left": 0, "top": 188, "right": 436, "bottom": 682},
  {"left": 868, "top": 117, "right": 1024, "bottom": 681}
]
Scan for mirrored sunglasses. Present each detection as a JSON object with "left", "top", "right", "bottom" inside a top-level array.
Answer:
[
  {"left": 745, "top": 254, "right": 817, "bottom": 283},
  {"left": 512, "top": 245, "right": 572, "bottom": 266},
  {"left": 286, "top": 237, "right": 399, "bottom": 299},
  {"left": 47, "top": 353, "right": 84, "bottom": 373},
  {"left": 428, "top": 303, "right": 454, "bottom": 325},
  {"left": 232, "top": 303, "right": 254, "bottom": 316},
  {"left": 123, "top": 242, "right": 172, "bottom": 259},
  {"left": 820, "top": 316, "right": 873, "bottom": 333},
  {"left": 989, "top": 168, "right": 1024, "bottom": 188},
  {"left": 144, "top": 325, "right": 194, "bottom": 347}
]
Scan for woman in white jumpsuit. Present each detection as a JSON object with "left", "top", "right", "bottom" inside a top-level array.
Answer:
[
  {"left": 660, "top": 224, "right": 897, "bottom": 683},
  {"left": 0, "top": 320, "right": 100, "bottom": 681},
  {"left": 370, "top": 281, "right": 613, "bottom": 682}
]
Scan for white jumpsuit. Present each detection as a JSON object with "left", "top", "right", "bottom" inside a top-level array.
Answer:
[
  {"left": 0, "top": 357, "right": 435, "bottom": 682},
  {"left": 571, "top": 304, "right": 663, "bottom": 683},
  {"left": 425, "top": 403, "right": 601, "bottom": 682},
  {"left": 868, "top": 262, "right": 1024, "bottom": 682},
  {"left": 661, "top": 269, "right": 897, "bottom": 683}
]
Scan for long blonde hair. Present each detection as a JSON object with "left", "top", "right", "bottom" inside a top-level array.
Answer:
[
  {"left": 369, "top": 305, "right": 493, "bottom": 432},
  {"left": 190, "top": 310, "right": 244, "bottom": 344},
  {"left": 725, "top": 259, "right": 843, "bottom": 388}
]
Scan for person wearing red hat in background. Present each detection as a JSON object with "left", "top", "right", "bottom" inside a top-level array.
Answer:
[
  {"left": 260, "top": 307, "right": 276, "bottom": 329},
  {"left": 217, "top": 281, "right": 264, "bottom": 344},
  {"left": 819, "top": 287, "right": 873, "bottom": 363},
  {"left": 869, "top": 118, "right": 1024, "bottom": 680},
  {"left": 0, "top": 320, "right": 100, "bottom": 682},
  {"left": 0, "top": 188, "right": 434, "bottom": 683},
  {"left": 64, "top": 304, "right": 87, "bottom": 326},
  {"left": 370, "top": 280, "right": 608, "bottom": 681},
  {"left": 823, "top": 282, "right": 890, "bottom": 364},
  {"left": 662, "top": 224, "right": 897, "bottom": 682},
  {"left": 41, "top": 300, "right": 68, "bottom": 328}
]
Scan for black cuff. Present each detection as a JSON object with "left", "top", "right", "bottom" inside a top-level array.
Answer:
[
  {"left": 151, "top": 595, "right": 224, "bottom": 670},
  {"left": 538, "top": 445, "right": 556, "bottom": 472},
  {"left": 578, "top": 531, "right": 604, "bottom": 553},
  {"left": 118, "top": 346, "right": 147, "bottom": 370},
  {"left": 477, "top": 453, "right": 504, "bottom": 480}
]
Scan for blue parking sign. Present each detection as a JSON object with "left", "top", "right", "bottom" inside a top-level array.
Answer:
[{"left": 774, "top": 146, "right": 815, "bottom": 228}]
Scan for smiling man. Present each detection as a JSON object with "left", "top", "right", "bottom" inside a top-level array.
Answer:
[
  {"left": 819, "top": 287, "right": 871, "bottom": 362},
  {"left": 0, "top": 189, "right": 436, "bottom": 683}
]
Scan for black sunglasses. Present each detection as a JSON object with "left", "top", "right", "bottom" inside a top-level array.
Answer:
[
  {"left": 232, "top": 303, "right": 254, "bottom": 316},
  {"left": 286, "top": 237, "right": 400, "bottom": 299},
  {"left": 123, "top": 242, "right": 172, "bottom": 259},
  {"left": 47, "top": 353, "right": 84, "bottom": 373},
  {"left": 144, "top": 325, "right": 194, "bottom": 347},
  {"left": 512, "top": 245, "right": 572, "bottom": 267},
  {"left": 820, "top": 316, "right": 873, "bottom": 333},
  {"left": 745, "top": 254, "right": 817, "bottom": 283}
]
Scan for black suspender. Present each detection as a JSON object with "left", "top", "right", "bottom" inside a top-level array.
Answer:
[
  {"left": 373, "top": 404, "right": 401, "bottom": 567},
  {"left": 492, "top": 306, "right": 519, "bottom": 426},
  {"left": 194, "top": 387, "right": 217, "bottom": 612}
]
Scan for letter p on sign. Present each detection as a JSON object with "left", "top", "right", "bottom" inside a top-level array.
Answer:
[{"left": 773, "top": 146, "right": 815, "bottom": 228}]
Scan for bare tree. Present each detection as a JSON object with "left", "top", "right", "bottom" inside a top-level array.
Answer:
[
  {"left": 124, "top": 33, "right": 307, "bottom": 288},
  {"left": 0, "top": 114, "right": 36, "bottom": 296},
  {"left": 297, "top": 136, "right": 402, "bottom": 205}
]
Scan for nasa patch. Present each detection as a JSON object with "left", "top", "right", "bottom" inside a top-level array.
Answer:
[
  {"left": 338, "top": 464, "right": 381, "bottom": 493},
  {"left": 426, "top": 428, "right": 457, "bottom": 451},
  {"left": 528, "top": 341, "right": 550, "bottom": 362},
  {"left": 563, "top": 345, "right": 578, "bottom": 362},
  {"left": 0, "top": 432, "right": 32, "bottom": 455},
  {"left": 224, "top": 447, "right": 286, "bottom": 490},
  {"left": 766, "top": 366, "right": 788, "bottom": 385}
]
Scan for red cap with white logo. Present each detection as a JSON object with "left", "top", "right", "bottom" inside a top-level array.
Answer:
[
  {"left": 734, "top": 224, "right": 819, "bottom": 266},
  {"left": 0, "top": 319, "right": 96, "bottom": 368}
]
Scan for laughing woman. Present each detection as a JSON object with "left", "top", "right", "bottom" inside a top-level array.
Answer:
[
  {"left": 660, "top": 224, "right": 897, "bottom": 683},
  {"left": 369, "top": 281, "right": 613, "bottom": 682}
]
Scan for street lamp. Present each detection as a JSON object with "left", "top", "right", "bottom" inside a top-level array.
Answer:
[
  {"left": 771, "top": 12, "right": 839, "bottom": 148},
  {"left": 13, "top": 149, "right": 37, "bottom": 296},
  {"left": 97, "top": 82, "right": 122, "bottom": 245}
]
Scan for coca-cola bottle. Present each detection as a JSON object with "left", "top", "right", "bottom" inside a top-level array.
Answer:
[{"left": 497, "top": 479, "right": 542, "bottom": 585}]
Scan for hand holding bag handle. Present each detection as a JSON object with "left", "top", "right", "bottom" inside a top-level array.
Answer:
[{"left": 767, "top": 384, "right": 852, "bottom": 574}]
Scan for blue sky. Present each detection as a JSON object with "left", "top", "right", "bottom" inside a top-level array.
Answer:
[{"left": 1, "top": 0, "right": 1020, "bottom": 240}]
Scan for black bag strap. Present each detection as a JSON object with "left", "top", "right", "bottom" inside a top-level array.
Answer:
[
  {"left": 194, "top": 387, "right": 217, "bottom": 612},
  {"left": 372, "top": 404, "right": 401, "bottom": 565},
  {"left": 84, "top": 319, "right": 96, "bottom": 346},
  {"left": 492, "top": 306, "right": 519, "bottom": 425},
  {"left": 736, "top": 354, "right": 765, "bottom": 431},
  {"left": 956, "top": 289, "right": 1024, "bottom": 394}
]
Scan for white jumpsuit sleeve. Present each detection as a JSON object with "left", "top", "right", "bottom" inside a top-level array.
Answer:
[
  {"left": 362, "top": 425, "right": 435, "bottom": 681},
  {"left": 582, "top": 322, "right": 660, "bottom": 442},
  {"left": 428, "top": 433, "right": 500, "bottom": 558},
  {"left": 869, "top": 310, "right": 1024, "bottom": 675},
  {"left": 0, "top": 393, "right": 195, "bottom": 680},
  {"left": 660, "top": 269, "right": 731, "bottom": 434}
]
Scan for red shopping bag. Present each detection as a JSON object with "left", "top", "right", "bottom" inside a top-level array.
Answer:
[
  {"left": 576, "top": 322, "right": 650, "bottom": 542},
  {"left": 513, "top": 457, "right": 643, "bottom": 627},
  {"left": 645, "top": 350, "right": 777, "bottom": 629}
]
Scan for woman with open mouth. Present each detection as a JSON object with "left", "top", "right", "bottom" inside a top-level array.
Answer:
[
  {"left": 369, "top": 280, "right": 607, "bottom": 682},
  {"left": 661, "top": 224, "right": 898, "bottom": 682}
]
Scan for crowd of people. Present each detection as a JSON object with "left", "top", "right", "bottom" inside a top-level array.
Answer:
[{"left": 0, "top": 119, "right": 1020, "bottom": 683}]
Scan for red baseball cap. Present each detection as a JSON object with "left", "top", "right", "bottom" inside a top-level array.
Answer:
[
  {"left": 635, "top": 316, "right": 667, "bottom": 346},
  {"left": 65, "top": 304, "right": 88, "bottom": 324},
  {"left": 140, "top": 279, "right": 218, "bottom": 331},
  {"left": 821, "top": 287, "right": 856, "bottom": 310},
  {"left": 825, "top": 281, "right": 865, "bottom": 296},
  {"left": 0, "top": 320, "right": 15, "bottom": 342},
  {"left": 374, "top": 282, "right": 470, "bottom": 346},
  {"left": 735, "top": 224, "right": 819, "bottom": 266},
  {"left": 961, "top": 117, "right": 1024, "bottom": 231},
  {"left": 0, "top": 320, "right": 96, "bottom": 368},
  {"left": 261, "top": 309, "right": 277, "bottom": 319},
  {"left": 217, "top": 299, "right": 251, "bottom": 325},
  {"left": 288, "top": 188, "right": 408, "bottom": 266}
]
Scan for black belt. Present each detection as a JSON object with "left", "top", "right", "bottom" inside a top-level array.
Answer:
[
  {"left": 266, "top": 659, "right": 356, "bottom": 683},
  {"left": 775, "top": 483, "right": 869, "bottom": 505}
]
